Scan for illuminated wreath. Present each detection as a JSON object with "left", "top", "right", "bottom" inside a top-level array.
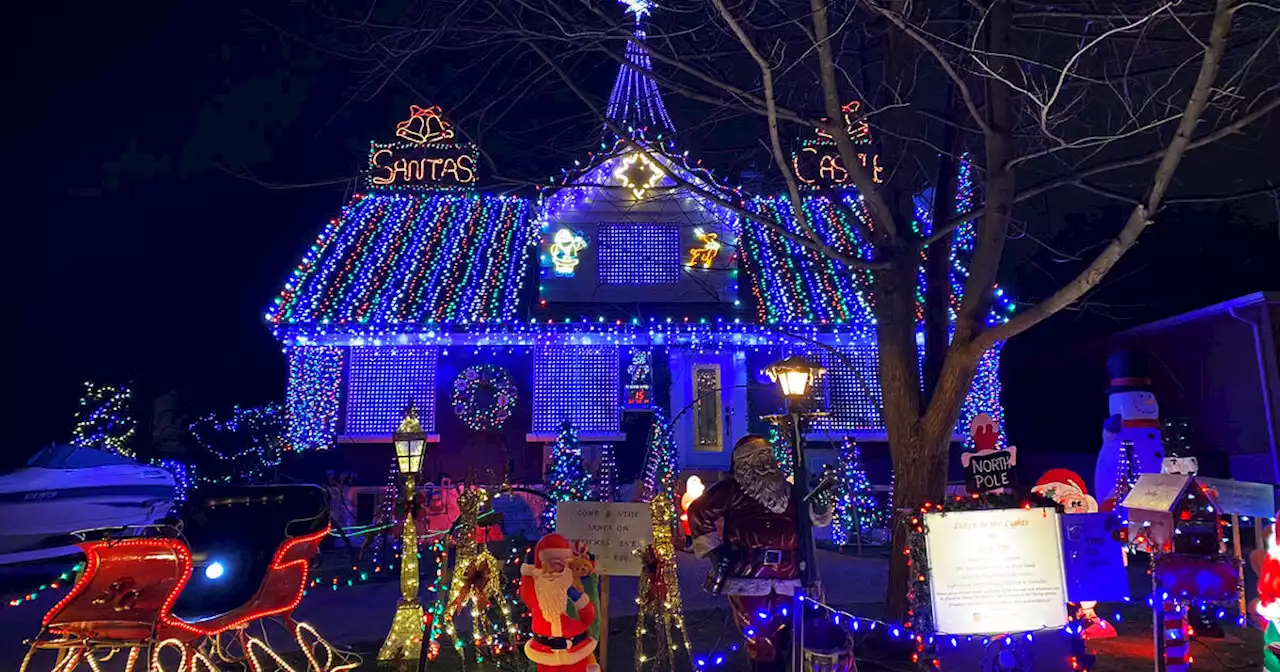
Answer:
[{"left": 451, "top": 365, "right": 518, "bottom": 431}]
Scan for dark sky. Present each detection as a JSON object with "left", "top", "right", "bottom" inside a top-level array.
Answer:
[{"left": 6, "top": 2, "right": 1278, "bottom": 462}]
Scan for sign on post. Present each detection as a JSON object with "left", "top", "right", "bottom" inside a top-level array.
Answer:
[
  {"left": 556, "top": 502, "right": 654, "bottom": 576},
  {"left": 1197, "top": 477, "right": 1275, "bottom": 517},
  {"left": 924, "top": 507, "right": 1068, "bottom": 635},
  {"left": 1060, "top": 512, "right": 1129, "bottom": 603}
]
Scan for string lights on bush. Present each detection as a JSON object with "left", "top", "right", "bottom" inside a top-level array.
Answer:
[
  {"left": 70, "top": 381, "right": 137, "bottom": 459},
  {"left": 190, "top": 403, "right": 286, "bottom": 482},
  {"left": 285, "top": 347, "right": 343, "bottom": 451}
]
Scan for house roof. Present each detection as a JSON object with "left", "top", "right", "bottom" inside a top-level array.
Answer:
[
  {"left": 739, "top": 173, "right": 1016, "bottom": 327},
  {"left": 266, "top": 192, "right": 535, "bottom": 328}
]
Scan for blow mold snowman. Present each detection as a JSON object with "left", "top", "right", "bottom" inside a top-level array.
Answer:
[{"left": 1093, "top": 350, "right": 1166, "bottom": 499}]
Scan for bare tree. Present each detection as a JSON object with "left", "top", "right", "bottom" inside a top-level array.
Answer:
[{"left": 281, "top": 0, "right": 1279, "bottom": 615}]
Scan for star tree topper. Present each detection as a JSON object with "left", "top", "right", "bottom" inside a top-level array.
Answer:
[{"left": 621, "top": 0, "right": 652, "bottom": 20}]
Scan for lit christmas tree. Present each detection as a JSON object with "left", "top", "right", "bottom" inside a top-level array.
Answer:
[
  {"left": 595, "top": 443, "right": 619, "bottom": 502},
  {"left": 544, "top": 420, "right": 589, "bottom": 529},
  {"left": 832, "top": 438, "right": 884, "bottom": 545},
  {"left": 70, "top": 381, "right": 137, "bottom": 459},
  {"left": 369, "top": 458, "right": 400, "bottom": 563},
  {"left": 641, "top": 409, "right": 678, "bottom": 501},
  {"left": 768, "top": 423, "right": 795, "bottom": 481}
]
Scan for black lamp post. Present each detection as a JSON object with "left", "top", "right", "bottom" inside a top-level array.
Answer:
[{"left": 764, "top": 356, "right": 825, "bottom": 672}]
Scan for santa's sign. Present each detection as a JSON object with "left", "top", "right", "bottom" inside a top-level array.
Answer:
[
  {"left": 961, "top": 413, "right": 1017, "bottom": 493},
  {"left": 365, "top": 105, "right": 480, "bottom": 191}
]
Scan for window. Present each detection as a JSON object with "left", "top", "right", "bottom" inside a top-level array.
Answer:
[
  {"left": 597, "top": 223, "right": 681, "bottom": 285},
  {"left": 344, "top": 347, "right": 438, "bottom": 435},
  {"left": 692, "top": 364, "right": 724, "bottom": 452},
  {"left": 533, "top": 344, "right": 620, "bottom": 433}
]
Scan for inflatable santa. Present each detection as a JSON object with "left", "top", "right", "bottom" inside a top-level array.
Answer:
[
  {"left": 519, "top": 533, "right": 600, "bottom": 672},
  {"left": 1093, "top": 350, "right": 1165, "bottom": 499}
]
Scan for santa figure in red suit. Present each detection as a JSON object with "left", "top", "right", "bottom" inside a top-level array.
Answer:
[
  {"left": 687, "top": 435, "right": 833, "bottom": 672},
  {"left": 520, "top": 533, "right": 599, "bottom": 672}
]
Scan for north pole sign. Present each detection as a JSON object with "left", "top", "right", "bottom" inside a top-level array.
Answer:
[{"left": 961, "top": 413, "right": 1018, "bottom": 494}]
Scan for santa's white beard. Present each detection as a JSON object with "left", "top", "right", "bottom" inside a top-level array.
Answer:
[{"left": 533, "top": 568, "right": 573, "bottom": 625}]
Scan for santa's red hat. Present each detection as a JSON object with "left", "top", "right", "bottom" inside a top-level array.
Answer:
[
  {"left": 533, "top": 533, "right": 575, "bottom": 569},
  {"left": 1036, "top": 468, "right": 1088, "bottom": 494}
]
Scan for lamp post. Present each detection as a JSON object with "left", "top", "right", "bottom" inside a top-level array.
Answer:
[
  {"left": 763, "top": 356, "right": 825, "bottom": 672},
  {"left": 378, "top": 403, "right": 428, "bottom": 667}
]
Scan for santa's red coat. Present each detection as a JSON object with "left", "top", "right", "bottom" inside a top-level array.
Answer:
[{"left": 519, "top": 566, "right": 598, "bottom": 670}]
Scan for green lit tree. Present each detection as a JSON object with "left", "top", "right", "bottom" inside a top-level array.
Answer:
[
  {"left": 70, "top": 381, "right": 137, "bottom": 459},
  {"left": 832, "top": 438, "right": 886, "bottom": 545},
  {"left": 544, "top": 420, "right": 589, "bottom": 529}
]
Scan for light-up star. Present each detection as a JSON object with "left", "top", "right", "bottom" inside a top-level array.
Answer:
[
  {"left": 620, "top": 0, "right": 652, "bottom": 20},
  {"left": 614, "top": 152, "right": 663, "bottom": 199}
]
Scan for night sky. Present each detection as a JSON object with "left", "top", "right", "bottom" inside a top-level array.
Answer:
[{"left": 7, "top": 2, "right": 1278, "bottom": 465}]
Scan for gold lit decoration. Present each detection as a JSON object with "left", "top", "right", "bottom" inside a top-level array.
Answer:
[
  {"left": 614, "top": 152, "right": 664, "bottom": 199},
  {"left": 442, "top": 485, "right": 521, "bottom": 663},
  {"left": 144, "top": 624, "right": 360, "bottom": 672},
  {"left": 395, "top": 105, "right": 456, "bottom": 145},
  {"left": 634, "top": 494, "right": 694, "bottom": 671},
  {"left": 686, "top": 228, "right": 722, "bottom": 268},
  {"left": 377, "top": 472, "right": 425, "bottom": 664}
]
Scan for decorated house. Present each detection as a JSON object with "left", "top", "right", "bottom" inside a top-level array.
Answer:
[{"left": 265, "top": 3, "right": 1014, "bottom": 499}]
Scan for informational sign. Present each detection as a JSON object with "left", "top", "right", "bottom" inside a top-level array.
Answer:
[
  {"left": 1060, "top": 512, "right": 1129, "bottom": 603},
  {"left": 364, "top": 105, "right": 480, "bottom": 191},
  {"left": 925, "top": 507, "right": 1068, "bottom": 635},
  {"left": 1121, "top": 473, "right": 1189, "bottom": 512},
  {"left": 557, "top": 502, "right": 653, "bottom": 576},
  {"left": 1197, "top": 477, "right": 1276, "bottom": 518}
]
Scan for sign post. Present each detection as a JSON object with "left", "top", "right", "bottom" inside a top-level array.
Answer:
[
  {"left": 1196, "top": 477, "right": 1276, "bottom": 618},
  {"left": 557, "top": 502, "right": 654, "bottom": 672}
]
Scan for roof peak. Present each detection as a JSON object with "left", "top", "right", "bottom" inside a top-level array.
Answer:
[{"left": 604, "top": 1, "right": 675, "bottom": 138}]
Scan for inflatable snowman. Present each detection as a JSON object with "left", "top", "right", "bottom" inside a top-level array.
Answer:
[{"left": 1093, "top": 351, "right": 1165, "bottom": 500}]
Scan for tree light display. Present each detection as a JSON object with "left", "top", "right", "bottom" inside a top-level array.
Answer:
[
  {"left": 641, "top": 409, "right": 678, "bottom": 501},
  {"left": 543, "top": 420, "right": 589, "bottom": 529},
  {"left": 635, "top": 494, "right": 694, "bottom": 671},
  {"left": 595, "top": 443, "right": 619, "bottom": 503},
  {"left": 832, "top": 437, "right": 884, "bottom": 545},
  {"left": 70, "top": 381, "right": 137, "bottom": 459}
]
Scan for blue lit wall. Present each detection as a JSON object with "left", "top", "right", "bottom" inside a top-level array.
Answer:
[
  {"left": 532, "top": 344, "right": 621, "bottom": 433},
  {"left": 285, "top": 346, "right": 344, "bottom": 451},
  {"left": 344, "top": 347, "right": 439, "bottom": 435}
]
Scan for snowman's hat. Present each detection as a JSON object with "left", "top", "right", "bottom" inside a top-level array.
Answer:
[{"left": 1106, "top": 350, "right": 1154, "bottom": 395}]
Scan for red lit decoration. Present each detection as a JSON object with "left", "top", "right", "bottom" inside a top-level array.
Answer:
[{"left": 23, "top": 527, "right": 336, "bottom": 672}]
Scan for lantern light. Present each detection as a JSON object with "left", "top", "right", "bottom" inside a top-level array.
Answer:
[
  {"left": 764, "top": 356, "right": 824, "bottom": 400},
  {"left": 393, "top": 403, "right": 427, "bottom": 475}
]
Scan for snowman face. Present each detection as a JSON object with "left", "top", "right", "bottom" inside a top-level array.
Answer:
[{"left": 1109, "top": 390, "right": 1159, "bottom": 420}]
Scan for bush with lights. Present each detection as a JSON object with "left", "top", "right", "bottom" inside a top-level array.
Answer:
[{"left": 70, "top": 381, "right": 137, "bottom": 459}]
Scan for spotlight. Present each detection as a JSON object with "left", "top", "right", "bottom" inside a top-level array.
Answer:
[{"left": 205, "top": 561, "right": 225, "bottom": 580}]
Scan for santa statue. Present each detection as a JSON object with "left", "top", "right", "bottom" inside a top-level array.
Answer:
[
  {"left": 520, "top": 533, "right": 600, "bottom": 672},
  {"left": 687, "top": 434, "right": 833, "bottom": 672},
  {"left": 1094, "top": 350, "right": 1165, "bottom": 498}
]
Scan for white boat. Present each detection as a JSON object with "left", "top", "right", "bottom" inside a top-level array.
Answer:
[{"left": 0, "top": 445, "right": 176, "bottom": 565}]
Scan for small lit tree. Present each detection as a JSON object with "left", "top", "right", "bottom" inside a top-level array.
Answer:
[
  {"left": 833, "top": 438, "right": 885, "bottom": 545},
  {"left": 544, "top": 420, "right": 589, "bottom": 528},
  {"left": 70, "top": 381, "right": 137, "bottom": 459},
  {"left": 640, "top": 409, "right": 678, "bottom": 502}
]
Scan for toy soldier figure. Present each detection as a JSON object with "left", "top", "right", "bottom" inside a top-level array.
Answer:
[{"left": 688, "top": 435, "right": 833, "bottom": 672}]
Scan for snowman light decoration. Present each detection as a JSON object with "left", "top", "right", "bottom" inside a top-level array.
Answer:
[{"left": 1093, "top": 351, "right": 1166, "bottom": 497}]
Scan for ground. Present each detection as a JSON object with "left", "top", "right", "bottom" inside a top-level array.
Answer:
[{"left": 0, "top": 547, "right": 1264, "bottom": 670}]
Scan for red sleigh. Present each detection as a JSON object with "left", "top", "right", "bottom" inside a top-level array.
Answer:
[{"left": 20, "top": 485, "right": 353, "bottom": 672}]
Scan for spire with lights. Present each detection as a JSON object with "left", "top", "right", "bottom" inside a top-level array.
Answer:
[{"left": 605, "top": 0, "right": 675, "bottom": 139}]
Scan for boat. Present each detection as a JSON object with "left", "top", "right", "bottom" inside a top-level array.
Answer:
[{"left": 0, "top": 445, "right": 176, "bottom": 565}]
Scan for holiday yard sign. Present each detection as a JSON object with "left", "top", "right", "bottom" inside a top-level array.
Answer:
[
  {"left": 365, "top": 105, "right": 480, "bottom": 191},
  {"left": 557, "top": 501, "right": 654, "bottom": 576},
  {"left": 961, "top": 413, "right": 1017, "bottom": 493}
]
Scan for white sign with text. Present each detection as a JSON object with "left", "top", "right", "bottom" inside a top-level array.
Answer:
[
  {"left": 925, "top": 507, "right": 1068, "bottom": 635},
  {"left": 557, "top": 502, "right": 654, "bottom": 576}
]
